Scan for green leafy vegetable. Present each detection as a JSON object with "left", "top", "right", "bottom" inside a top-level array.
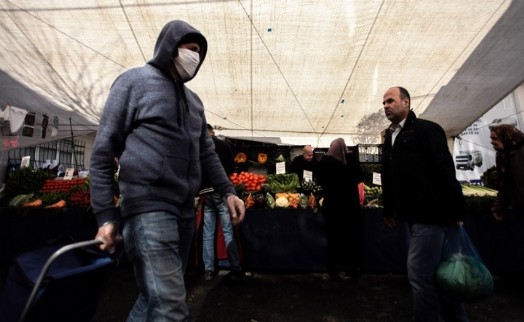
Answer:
[{"left": 266, "top": 173, "right": 299, "bottom": 193}]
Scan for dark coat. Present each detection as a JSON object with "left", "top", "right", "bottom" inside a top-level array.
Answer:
[
  {"left": 290, "top": 156, "right": 319, "bottom": 182},
  {"left": 381, "top": 111, "right": 465, "bottom": 225},
  {"left": 317, "top": 151, "right": 363, "bottom": 214},
  {"left": 493, "top": 142, "right": 524, "bottom": 213},
  {"left": 200, "top": 136, "right": 235, "bottom": 193}
]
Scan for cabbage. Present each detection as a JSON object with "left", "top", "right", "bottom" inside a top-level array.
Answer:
[
  {"left": 275, "top": 196, "right": 289, "bottom": 208},
  {"left": 435, "top": 253, "right": 493, "bottom": 303}
]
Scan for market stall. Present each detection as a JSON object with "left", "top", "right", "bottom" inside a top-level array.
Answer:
[
  {"left": 2, "top": 203, "right": 524, "bottom": 275},
  {"left": 237, "top": 207, "right": 409, "bottom": 273},
  {"left": 2, "top": 166, "right": 523, "bottom": 275}
]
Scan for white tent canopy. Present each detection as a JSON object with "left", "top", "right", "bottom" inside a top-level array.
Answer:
[{"left": 1, "top": 0, "right": 523, "bottom": 150}]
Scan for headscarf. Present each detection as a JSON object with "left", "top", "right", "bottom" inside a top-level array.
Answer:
[
  {"left": 325, "top": 138, "right": 348, "bottom": 165},
  {"left": 489, "top": 124, "right": 524, "bottom": 186}
]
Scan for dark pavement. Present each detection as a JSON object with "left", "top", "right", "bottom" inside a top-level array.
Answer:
[{"left": 90, "top": 263, "right": 524, "bottom": 322}]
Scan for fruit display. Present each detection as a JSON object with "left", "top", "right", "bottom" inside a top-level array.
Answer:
[
  {"left": 299, "top": 179, "right": 323, "bottom": 195},
  {"left": 228, "top": 171, "right": 323, "bottom": 211},
  {"left": 360, "top": 183, "right": 498, "bottom": 208},
  {"left": 364, "top": 184, "right": 382, "bottom": 207},
  {"left": 229, "top": 171, "right": 267, "bottom": 192},
  {"left": 41, "top": 178, "right": 88, "bottom": 193},
  {"left": 461, "top": 184, "right": 497, "bottom": 197}
]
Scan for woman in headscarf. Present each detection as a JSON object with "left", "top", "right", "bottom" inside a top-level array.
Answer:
[
  {"left": 317, "top": 138, "right": 364, "bottom": 280},
  {"left": 489, "top": 124, "right": 524, "bottom": 221}
]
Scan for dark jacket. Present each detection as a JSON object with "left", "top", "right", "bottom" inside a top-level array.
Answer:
[
  {"left": 89, "top": 20, "right": 236, "bottom": 226},
  {"left": 317, "top": 151, "right": 363, "bottom": 213},
  {"left": 493, "top": 142, "right": 524, "bottom": 214},
  {"left": 199, "top": 136, "right": 235, "bottom": 194},
  {"left": 290, "top": 156, "right": 319, "bottom": 183},
  {"left": 381, "top": 110, "right": 465, "bottom": 225}
]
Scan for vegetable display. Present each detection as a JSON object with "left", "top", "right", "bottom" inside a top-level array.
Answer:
[
  {"left": 227, "top": 171, "right": 322, "bottom": 211},
  {"left": 266, "top": 173, "right": 299, "bottom": 193},
  {"left": 7, "top": 178, "right": 90, "bottom": 208},
  {"left": 244, "top": 193, "right": 255, "bottom": 209},
  {"left": 229, "top": 171, "right": 267, "bottom": 192},
  {"left": 265, "top": 192, "right": 276, "bottom": 208}
]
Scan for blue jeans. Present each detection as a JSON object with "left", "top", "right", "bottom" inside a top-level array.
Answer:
[
  {"left": 407, "top": 223, "right": 468, "bottom": 322},
  {"left": 123, "top": 211, "right": 195, "bottom": 322},
  {"left": 202, "top": 192, "right": 242, "bottom": 272}
]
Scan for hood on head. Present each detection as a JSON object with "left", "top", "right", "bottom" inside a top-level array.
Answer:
[{"left": 148, "top": 20, "right": 208, "bottom": 81}]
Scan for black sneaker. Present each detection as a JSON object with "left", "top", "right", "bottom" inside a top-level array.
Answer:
[
  {"left": 226, "top": 270, "right": 250, "bottom": 282},
  {"left": 204, "top": 271, "right": 215, "bottom": 281}
]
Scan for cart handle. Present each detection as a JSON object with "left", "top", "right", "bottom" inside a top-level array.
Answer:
[{"left": 18, "top": 239, "right": 104, "bottom": 322}]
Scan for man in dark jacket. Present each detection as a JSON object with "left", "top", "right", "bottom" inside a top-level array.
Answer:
[
  {"left": 89, "top": 20, "right": 245, "bottom": 321},
  {"left": 199, "top": 124, "right": 248, "bottom": 281},
  {"left": 290, "top": 145, "right": 319, "bottom": 183},
  {"left": 381, "top": 86, "right": 467, "bottom": 322}
]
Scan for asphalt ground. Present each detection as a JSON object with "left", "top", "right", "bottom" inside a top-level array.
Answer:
[{"left": 90, "top": 263, "right": 524, "bottom": 322}]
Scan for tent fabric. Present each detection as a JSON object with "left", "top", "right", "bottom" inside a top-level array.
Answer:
[
  {"left": 7, "top": 105, "right": 28, "bottom": 133},
  {"left": 0, "top": 1, "right": 523, "bottom": 150}
]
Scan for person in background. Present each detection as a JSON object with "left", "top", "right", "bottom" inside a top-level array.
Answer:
[
  {"left": 89, "top": 20, "right": 245, "bottom": 321},
  {"left": 489, "top": 124, "right": 524, "bottom": 221},
  {"left": 290, "top": 145, "right": 319, "bottom": 183},
  {"left": 316, "top": 138, "right": 364, "bottom": 281},
  {"left": 381, "top": 86, "right": 468, "bottom": 322},
  {"left": 199, "top": 124, "right": 249, "bottom": 282}
]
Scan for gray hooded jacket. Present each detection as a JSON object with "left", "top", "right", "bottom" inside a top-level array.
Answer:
[{"left": 89, "top": 20, "right": 236, "bottom": 226}]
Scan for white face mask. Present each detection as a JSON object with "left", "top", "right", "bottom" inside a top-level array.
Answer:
[{"left": 174, "top": 47, "right": 200, "bottom": 81}]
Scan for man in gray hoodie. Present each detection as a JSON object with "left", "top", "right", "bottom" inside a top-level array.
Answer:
[{"left": 89, "top": 20, "right": 245, "bottom": 321}]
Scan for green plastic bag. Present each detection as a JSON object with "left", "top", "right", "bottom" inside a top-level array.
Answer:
[{"left": 435, "top": 226, "right": 493, "bottom": 303}]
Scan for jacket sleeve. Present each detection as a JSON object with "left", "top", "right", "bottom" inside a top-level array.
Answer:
[
  {"left": 89, "top": 74, "right": 137, "bottom": 226},
  {"left": 381, "top": 132, "right": 395, "bottom": 219},
  {"left": 200, "top": 126, "right": 236, "bottom": 198}
]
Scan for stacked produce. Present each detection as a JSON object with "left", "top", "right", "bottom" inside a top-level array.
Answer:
[
  {"left": 8, "top": 177, "right": 90, "bottom": 208},
  {"left": 299, "top": 179, "right": 323, "bottom": 195},
  {"left": 266, "top": 173, "right": 299, "bottom": 193},
  {"left": 360, "top": 183, "right": 498, "bottom": 208},
  {"left": 363, "top": 184, "right": 382, "bottom": 208},
  {"left": 228, "top": 172, "right": 322, "bottom": 211},
  {"left": 461, "top": 184, "right": 497, "bottom": 197},
  {"left": 229, "top": 171, "right": 267, "bottom": 192}
]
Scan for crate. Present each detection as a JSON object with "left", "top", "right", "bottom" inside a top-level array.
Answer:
[{"left": 40, "top": 178, "right": 88, "bottom": 193}]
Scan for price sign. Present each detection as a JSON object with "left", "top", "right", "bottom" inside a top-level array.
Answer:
[
  {"left": 20, "top": 156, "right": 31, "bottom": 168},
  {"left": 276, "top": 162, "right": 286, "bottom": 174},
  {"left": 64, "top": 168, "right": 75, "bottom": 180},
  {"left": 372, "top": 172, "right": 382, "bottom": 185},
  {"left": 303, "top": 170, "right": 313, "bottom": 182}
]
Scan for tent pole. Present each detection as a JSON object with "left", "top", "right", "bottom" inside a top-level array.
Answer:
[{"left": 69, "top": 117, "right": 78, "bottom": 170}]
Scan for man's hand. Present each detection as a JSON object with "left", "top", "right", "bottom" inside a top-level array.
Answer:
[
  {"left": 226, "top": 194, "right": 246, "bottom": 226},
  {"left": 95, "top": 221, "right": 122, "bottom": 254}
]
